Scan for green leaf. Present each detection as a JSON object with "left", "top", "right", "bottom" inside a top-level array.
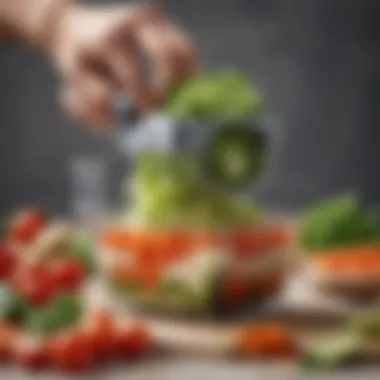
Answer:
[
  {"left": 164, "top": 71, "right": 263, "bottom": 120},
  {"left": 26, "top": 292, "right": 82, "bottom": 335},
  {"left": 0, "top": 284, "right": 29, "bottom": 324},
  {"left": 67, "top": 235, "right": 96, "bottom": 274},
  {"left": 298, "top": 193, "right": 380, "bottom": 251}
]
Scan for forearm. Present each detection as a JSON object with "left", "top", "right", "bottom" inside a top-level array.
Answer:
[{"left": 0, "top": 0, "right": 71, "bottom": 49}]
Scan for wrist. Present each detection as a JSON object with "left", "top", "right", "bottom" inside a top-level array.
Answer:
[{"left": 0, "top": 0, "right": 73, "bottom": 49}]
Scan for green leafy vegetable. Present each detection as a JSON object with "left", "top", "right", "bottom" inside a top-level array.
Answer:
[
  {"left": 0, "top": 284, "right": 29, "bottom": 324},
  {"left": 126, "top": 151, "right": 261, "bottom": 229},
  {"left": 164, "top": 71, "right": 263, "bottom": 120},
  {"left": 25, "top": 292, "right": 82, "bottom": 335},
  {"left": 126, "top": 70, "right": 265, "bottom": 229},
  {"left": 298, "top": 193, "right": 380, "bottom": 251},
  {"left": 67, "top": 234, "right": 96, "bottom": 274},
  {"left": 300, "top": 331, "right": 362, "bottom": 370}
]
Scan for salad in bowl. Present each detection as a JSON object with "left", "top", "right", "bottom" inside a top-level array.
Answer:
[{"left": 98, "top": 71, "right": 292, "bottom": 314}]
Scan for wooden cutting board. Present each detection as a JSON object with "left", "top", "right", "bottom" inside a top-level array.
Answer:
[
  {"left": 85, "top": 275, "right": 380, "bottom": 359},
  {"left": 87, "top": 213, "right": 380, "bottom": 359}
]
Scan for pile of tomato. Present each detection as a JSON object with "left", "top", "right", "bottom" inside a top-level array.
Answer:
[
  {"left": 0, "top": 208, "right": 152, "bottom": 373},
  {"left": 0, "top": 208, "right": 86, "bottom": 305},
  {"left": 0, "top": 310, "right": 150, "bottom": 372}
]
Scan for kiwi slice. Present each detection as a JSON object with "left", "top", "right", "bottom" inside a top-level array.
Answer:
[{"left": 203, "top": 119, "right": 268, "bottom": 189}]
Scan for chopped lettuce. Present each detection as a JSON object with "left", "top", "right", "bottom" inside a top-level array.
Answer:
[
  {"left": 124, "top": 70, "right": 265, "bottom": 229},
  {"left": 126, "top": 151, "right": 261, "bottom": 229},
  {"left": 164, "top": 71, "right": 263, "bottom": 120}
]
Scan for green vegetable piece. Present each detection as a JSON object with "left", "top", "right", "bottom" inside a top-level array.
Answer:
[
  {"left": 298, "top": 193, "right": 380, "bottom": 251},
  {"left": 128, "top": 146, "right": 262, "bottom": 228},
  {"left": 164, "top": 71, "right": 263, "bottom": 120},
  {"left": 0, "top": 284, "right": 29, "bottom": 324},
  {"left": 67, "top": 235, "right": 96, "bottom": 274},
  {"left": 300, "top": 331, "right": 362, "bottom": 370},
  {"left": 346, "top": 308, "right": 380, "bottom": 338},
  {"left": 107, "top": 277, "right": 140, "bottom": 297},
  {"left": 204, "top": 120, "right": 268, "bottom": 189},
  {"left": 26, "top": 292, "right": 82, "bottom": 335}
]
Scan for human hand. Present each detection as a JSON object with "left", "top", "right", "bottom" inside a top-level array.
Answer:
[{"left": 51, "top": 3, "right": 197, "bottom": 127}]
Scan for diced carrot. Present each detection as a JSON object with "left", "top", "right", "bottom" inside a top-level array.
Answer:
[
  {"left": 314, "top": 245, "right": 380, "bottom": 277},
  {"left": 154, "top": 230, "right": 191, "bottom": 264},
  {"left": 109, "top": 264, "right": 137, "bottom": 283},
  {"left": 102, "top": 228, "right": 131, "bottom": 250},
  {"left": 190, "top": 230, "right": 222, "bottom": 249},
  {"left": 236, "top": 323, "right": 297, "bottom": 358}
]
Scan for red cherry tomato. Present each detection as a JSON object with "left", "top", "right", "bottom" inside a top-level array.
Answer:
[
  {"left": 0, "top": 243, "right": 17, "bottom": 280},
  {"left": 115, "top": 323, "right": 151, "bottom": 360},
  {"left": 50, "top": 330, "right": 94, "bottom": 373},
  {"left": 8, "top": 208, "right": 46, "bottom": 244},
  {"left": 0, "top": 324, "right": 17, "bottom": 362},
  {"left": 48, "top": 258, "right": 86, "bottom": 291},
  {"left": 222, "top": 275, "right": 249, "bottom": 306},
  {"left": 11, "top": 264, "right": 57, "bottom": 305},
  {"left": 12, "top": 336, "right": 51, "bottom": 370},
  {"left": 82, "top": 310, "right": 116, "bottom": 361}
]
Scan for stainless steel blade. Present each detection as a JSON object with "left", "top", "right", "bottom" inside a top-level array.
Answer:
[{"left": 113, "top": 94, "right": 213, "bottom": 157}]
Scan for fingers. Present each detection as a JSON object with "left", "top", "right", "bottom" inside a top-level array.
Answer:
[
  {"left": 105, "top": 36, "right": 154, "bottom": 111},
  {"left": 60, "top": 71, "right": 113, "bottom": 128},
  {"left": 134, "top": 17, "right": 198, "bottom": 103},
  {"left": 59, "top": 4, "right": 198, "bottom": 128}
]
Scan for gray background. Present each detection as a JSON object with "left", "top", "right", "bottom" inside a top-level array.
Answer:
[{"left": 1, "top": 0, "right": 380, "bottom": 215}]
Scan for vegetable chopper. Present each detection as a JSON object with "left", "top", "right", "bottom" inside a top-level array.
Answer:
[{"left": 113, "top": 94, "right": 268, "bottom": 190}]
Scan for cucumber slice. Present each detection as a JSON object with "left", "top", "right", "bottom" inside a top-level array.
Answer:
[
  {"left": 204, "top": 120, "right": 268, "bottom": 189},
  {"left": 300, "top": 331, "right": 362, "bottom": 370}
]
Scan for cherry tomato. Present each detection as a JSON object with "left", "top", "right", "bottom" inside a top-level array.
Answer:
[
  {"left": 50, "top": 330, "right": 94, "bottom": 373},
  {"left": 0, "top": 243, "right": 17, "bottom": 279},
  {"left": 12, "top": 336, "right": 50, "bottom": 370},
  {"left": 231, "top": 228, "right": 259, "bottom": 258},
  {"left": 11, "top": 264, "right": 57, "bottom": 305},
  {"left": 115, "top": 323, "right": 151, "bottom": 360},
  {"left": 222, "top": 275, "right": 249, "bottom": 306},
  {"left": 82, "top": 310, "right": 116, "bottom": 361},
  {"left": 8, "top": 208, "right": 46, "bottom": 244},
  {"left": 48, "top": 258, "right": 85, "bottom": 291},
  {"left": 0, "top": 324, "right": 17, "bottom": 362}
]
